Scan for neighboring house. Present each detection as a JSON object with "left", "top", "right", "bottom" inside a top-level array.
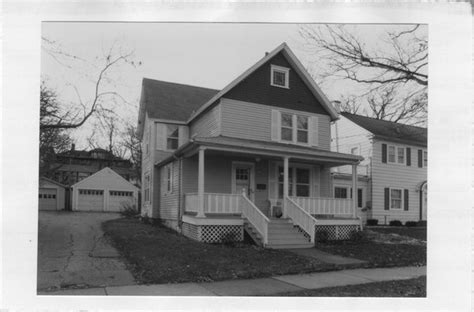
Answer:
[
  {"left": 137, "top": 42, "right": 364, "bottom": 248},
  {"left": 51, "top": 145, "right": 135, "bottom": 186},
  {"left": 331, "top": 112, "right": 427, "bottom": 225},
  {"left": 39, "top": 177, "right": 66, "bottom": 211},
  {"left": 71, "top": 167, "right": 139, "bottom": 212}
]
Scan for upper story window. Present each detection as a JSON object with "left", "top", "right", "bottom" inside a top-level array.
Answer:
[
  {"left": 270, "top": 65, "right": 290, "bottom": 89},
  {"left": 388, "top": 145, "right": 405, "bottom": 164},
  {"left": 166, "top": 125, "right": 179, "bottom": 150},
  {"left": 280, "top": 113, "right": 309, "bottom": 144}
]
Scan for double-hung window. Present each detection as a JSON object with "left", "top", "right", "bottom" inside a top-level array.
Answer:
[
  {"left": 423, "top": 151, "right": 428, "bottom": 167},
  {"left": 390, "top": 188, "right": 402, "bottom": 209},
  {"left": 144, "top": 173, "right": 150, "bottom": 202},
  {"left": 388, "top": 145, "right": 405, "bottom": 164},
  {"left": 165, "top": 165, "right": 173, "bottom": 194},
  {"left": 334, "top": 187, "right": 348, "bottom": 199},
  {"left": 278, "top": 166, "right": 310, "bottom": 198},
  {"left": 166, "top": 125, "right": 179, "bottom": 150},
  {"left": 280, "top": 113, "right": 309, "bottom": 144},
  {"left": 281, "top": 113, "right": 293, "bottom": 142}
]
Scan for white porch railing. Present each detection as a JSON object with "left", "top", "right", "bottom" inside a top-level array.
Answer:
[
  {"left": 184, "top": 193, "right": 242, "bottom": 215},
  {"left": 241, "top": 192, "right": 269, "bottom": 245},
  {"left": 285, "top": 197, "right": 317, "bottom": 243},
  {"left": 290, "top": 196, "right": 354, "bottom": 216}
]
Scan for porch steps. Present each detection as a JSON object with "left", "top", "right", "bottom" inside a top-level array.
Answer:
[{"left": 244, "top": 218, "right": 313, "bottom": 249}]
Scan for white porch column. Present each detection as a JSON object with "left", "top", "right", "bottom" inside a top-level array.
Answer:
[
  {"left": 283, "top": 156, "right": 289, "bottom": 218},
  {"left": 352, "top": 163, "right": 358, "bottom": 218},
  {"left": 197, "top": 147, "right": 206, "bottom": 217}
]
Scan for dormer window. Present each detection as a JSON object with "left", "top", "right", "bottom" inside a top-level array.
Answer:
[{"left": 270, "top": 65, "right": 289, "bottom": 88}]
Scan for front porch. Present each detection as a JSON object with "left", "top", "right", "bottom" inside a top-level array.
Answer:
[{"left": 158, "top": 136, "right": 363, "bottom": 248}]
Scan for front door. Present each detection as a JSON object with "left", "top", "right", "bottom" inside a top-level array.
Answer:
[{"left": 232, "top": 163, "right": 255, "bottom": 201}]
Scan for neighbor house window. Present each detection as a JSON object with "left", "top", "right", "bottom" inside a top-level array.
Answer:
[
  {"left": 388, "top": 145, "right": 405, "bottom": 164},
  {"left": 390, "top": 188, "right": 403, "bottom": 209},
  {"left": 270, "top": 65, "right": 290, "bottom": 88},
  {"left": 165, "top": 165, "right": 173, "bottom": 194},
  {"left": 166, "top": 125, "right": 179, "bottom": 150},
  {"left": 334, "top": 187, "right": 348, "bottom": 199},
  {"left": 144, "top": 173, "right": 150, "bottom": 202},
  {"left": 351, "top": 146, "right": 359, "bottom": 155},
  {"left": 423, "top": 151, "right": 428, "bottom": 167},
  {"left": 280, "top": 113, "right": 309, "bottom": 144},
  {"left": 349, "top": 188, "right": 364, "bottom": 208}
]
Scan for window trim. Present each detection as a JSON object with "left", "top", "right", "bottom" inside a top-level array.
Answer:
[
  {"left": 166, "top": 124, "right": 180, "bottom": 151},
  {"left": 279, "top": 112, "right": 310, "bottom": 146},
  {"left": 389, "top": 187, "right": 404, "bottom": 210},
  {"left": 270, "top": 65, "right": 290, "bottom": 89},
  {"left": 387, "top": 144, "right": 406, "bottom": 165},
  {"left": 277, "top": 164, "right": 312, "bottom": 198},
  {"left": 165, "top": 164, "right": 173, "bottom": 194}
]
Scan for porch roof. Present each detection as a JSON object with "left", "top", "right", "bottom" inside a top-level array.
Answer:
[{"left": 156, "top": 135, "right": 363, "bottom": 167}]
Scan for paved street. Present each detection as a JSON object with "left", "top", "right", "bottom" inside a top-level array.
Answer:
[{"left": 37, "top": 211, "right": 136, "bottom": 292}]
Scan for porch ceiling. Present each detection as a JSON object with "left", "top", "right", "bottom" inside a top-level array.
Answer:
[{"left": 156, "top": 136, "right": 362, "bottom": 168}]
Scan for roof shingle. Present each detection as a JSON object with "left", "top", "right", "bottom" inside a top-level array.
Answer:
[
  {"left": 341, "top": 112, "right": 427, "bottom": 146},
  {"left": 141, "top": 78, "right": 220, "bottom": 121}
]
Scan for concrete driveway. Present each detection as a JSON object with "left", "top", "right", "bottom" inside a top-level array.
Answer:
[{"left": 37, "top": 211, "right": 136, "bottom": 292}]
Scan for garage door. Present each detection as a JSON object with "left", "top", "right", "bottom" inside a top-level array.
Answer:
[
  {"left": 108, "top": 190, "right": 134, "bottom": 212},
  {"left": 77, "top": 189, "right": 104, "bottom": 211},
  {"left": 39, "top": 188, "right": 57, "bottom": 211}
]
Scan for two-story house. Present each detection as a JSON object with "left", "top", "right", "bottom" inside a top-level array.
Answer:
[
  {"left": 331, "top": 112, "right": 427, "bottom": 225},
  {"left": 137, "top": 43, "right": 364, "bottom": 249}
]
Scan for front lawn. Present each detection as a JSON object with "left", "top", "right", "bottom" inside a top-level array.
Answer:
[
  {"left": 276, "top": 276, "right": 426, "bottom": 297},
  {"left": 368, "top": 226, "right": 427, "bottom": 241},
  {"left": 102, "top": 218, "right": 336, "bottom": 284},
  {"left": 315, "top": 230, "right": 426, "bottom": 268}
]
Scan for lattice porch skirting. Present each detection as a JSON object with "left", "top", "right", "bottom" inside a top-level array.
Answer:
[
  {"left": 182, "top": 223, "right": 244, "bottom": 243},
  {"left": 315, "top": 224, "right": 360, "bottom": 241}
]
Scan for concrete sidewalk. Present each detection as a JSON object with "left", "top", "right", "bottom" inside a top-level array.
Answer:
[{"left": 38, "top": 266, "right": 426, "bottom": 296}]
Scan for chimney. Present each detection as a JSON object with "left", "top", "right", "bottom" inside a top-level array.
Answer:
[
  {"left": 71, "top": 143, "right": 75, "bottom": 151},
  {"left": 332, "top": 100, "right": 342, "bottom": 113},
  {"left": 265, "top": 52, "right": 269, "bottom": 56}
]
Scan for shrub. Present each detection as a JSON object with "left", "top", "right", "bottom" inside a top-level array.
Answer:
[
  {"left": 121, "top": 203, "right": 139, "bottom": 218},
  {"left": 316, "top": 230, "right": 329, "bottom": 243},
  {"left": 389, "top": 220, "right": 403, "bottom": 226},
  {"left": 366, "top": 219, "right": 379, "bottom": 226},
  {"left": 141, "top": 215, "right": 151, "bottom": 224},
  {"left": 405, "top": 221, "right": 418, "bottom": 227},
  {"left": 349, "top": 230, "right": 366, "bottom": 242},
  {"left": 417, "top": 220, "right": 427, "bottom": 227}
]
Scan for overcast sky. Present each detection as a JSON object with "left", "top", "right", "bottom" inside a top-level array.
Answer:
[{"left": 41, "top": 22, "right": 425, "bottom": 150}]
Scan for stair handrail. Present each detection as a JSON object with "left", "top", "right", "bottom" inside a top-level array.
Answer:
[
  {"left": 240, "top": 191, "right": 270, "bottom": 245},
  {"left": 285, "top": 196, "right": 317, "bottom": 243}
]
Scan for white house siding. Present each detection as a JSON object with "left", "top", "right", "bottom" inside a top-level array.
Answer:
[
  {"left": 220, "top": 98, "right": 331, "bottom": 150},
  {"left": 141, "top": 115, "right": 155, "bottom": 217},
  {"left": 189, "top": 104, "right": 221, "bottom": 138},
  {"left": 331, "top": 116, "right": 373, "bottom": 175},
  {"left": 371, "top": 139, "right": 427, "bottom": 224},
  {"left": 159, "top": 160, "right": 180, "bottom": 226}
]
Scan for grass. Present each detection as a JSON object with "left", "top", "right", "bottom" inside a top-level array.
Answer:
[
  {"left": 102, "top": 218, "right": 337, "bottom": 284},
  {"left": 368, "top": 226, "right": 427, "bottom": 241},
  {"left": 276, "top": 276, "right": 426, "bottom": 297},
  {"left": 315, "top": 240, "right": 426, "bottom": 268}
]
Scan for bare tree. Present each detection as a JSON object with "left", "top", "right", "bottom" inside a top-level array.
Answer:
[
  {"left": 41, "top": 37, "right": 138, "bottom": 130},
  {"left": 39, "top": 82, "right": 72, "bottom": 177},
  {"left": 299, "top": 24, "right": 428, "bottom": 125},
  {"left": 119, "top": 124, "right": 142, "bottom": 184}
]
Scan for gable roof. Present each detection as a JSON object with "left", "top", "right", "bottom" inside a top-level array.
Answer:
[
  {"left": 187, "top": 42, "right": 339, "bottom": 123},
  {"left": 137, "top": 42, "right": 339, "bottom": 137},
  {"left": 137, "top": 79, "right": 219, "bottom": 136},
  {"left": 39, "top": 177, "right": 67, "bottom": 188},
  {"left": 341, "top": 112, "right": 427, "bottom": 146},
  {"left": 71, "top": 167, "right": 138, "bottom": 190}
]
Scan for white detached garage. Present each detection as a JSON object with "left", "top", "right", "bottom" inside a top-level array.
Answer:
[
  {"left": 39, "top": 177, "right": 66, "bottom": 211},
  {"left": 71, "top": 167, "right": 138, "bottom": 212}
]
